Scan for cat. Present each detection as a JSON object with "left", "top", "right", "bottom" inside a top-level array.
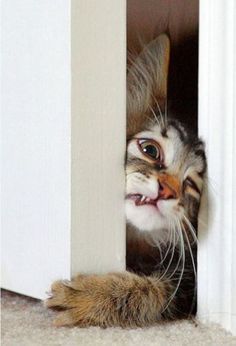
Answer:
[{"left": 45, "top": 34, "right": 206, "bottom": 327}]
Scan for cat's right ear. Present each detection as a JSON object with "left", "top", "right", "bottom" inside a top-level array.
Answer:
[{"left": 127, "top": 34, "right": 170, "bottom": 136}]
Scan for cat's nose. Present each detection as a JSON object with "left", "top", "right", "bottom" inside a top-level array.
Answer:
[
  {"left": 158, "top": 174, "right": 180, "bottom": 200},
  {"left": 158, "top": 181, "right": 176, "bottom": 200}
]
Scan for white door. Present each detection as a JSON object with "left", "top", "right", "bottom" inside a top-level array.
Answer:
[{"left": 1, "top": 0, "right": 126, "bottom": 300}]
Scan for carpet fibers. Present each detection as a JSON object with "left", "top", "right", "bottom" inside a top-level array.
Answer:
[{"left": 1, "top": 290, "right": 236, "bottom": 346}]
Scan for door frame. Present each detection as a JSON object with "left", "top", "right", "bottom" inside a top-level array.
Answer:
[{"left": 198, "top": 0, "right": 236, "bottom": 334}]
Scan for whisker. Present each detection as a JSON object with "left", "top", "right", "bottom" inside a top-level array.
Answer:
[
  {"left": 161, "top": 216, "right": 185, "bottom": 313},
  {"left": 180, "top": 219, "right": 197, "bottom": 317},
  {"left": 148, "top": 104, "right": 161, "bottom": 127},
  {"left": 159, "top": 221, "right": 176, "bottom": 280},
  {"left": 167, "top": 223, "right": 182, "bottom": 280},
  {"left": 203, "top": 175, "right": 218, "bottom": 196},
  {"left": 182, "top": 215, "right": 198, "bottom": 245},
  {"left": 144, "top": 113, "right": 156, "bottom": 125},
  {"left": 157, "top": 242, "right": 164, "bottom": 263},
  {"left": 164, "top": 98, "right": 168, "bottom": 127},
  {"left": 181, "top": 221, "right": 196, "bottom": 279},
  {"left": 153, "top": 95, "right": 165, "bottom": 129},
  {"left": 158, "top": 223, "right": 174, "bottom": 266}
]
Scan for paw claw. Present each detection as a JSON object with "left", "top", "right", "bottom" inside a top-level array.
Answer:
[
  {"left": 44, "top": 280, "right": 69, "bottom": 309},
  {"left": 45, "top": 290, "right": 53, "bottom": 298},
  {"left": 62, "top": 279, "right": 73, "bottom": 288}
]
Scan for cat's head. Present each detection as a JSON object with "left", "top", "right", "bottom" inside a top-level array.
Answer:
[{"left": 126, "top": 34, "right": 206, "bottom": 244}]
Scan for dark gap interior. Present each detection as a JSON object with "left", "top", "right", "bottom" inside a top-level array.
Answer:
[
  {"left": 127, "top": 0, "right": 199, "bottom": 316},
  {"left": 127, "top": 0, "right": 199, "bottom": 132}
]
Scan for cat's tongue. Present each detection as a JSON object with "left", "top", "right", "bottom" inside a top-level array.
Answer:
[{"left": 128, "top": 194, "right": 157, "bottom": 206}]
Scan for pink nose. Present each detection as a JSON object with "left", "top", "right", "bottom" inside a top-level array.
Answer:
[
  {"left": 157, "top": 174, "right": 180, "bottom": 200},
  {"left": 158, "top": 181, "right": 177, "bottom": 200}
]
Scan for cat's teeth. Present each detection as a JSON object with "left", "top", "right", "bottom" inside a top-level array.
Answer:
[{"left": 141, "top": 195, "right": 146, "bottom": 202}]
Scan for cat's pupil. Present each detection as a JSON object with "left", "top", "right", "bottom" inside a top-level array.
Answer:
[{"left": 143, "top": 145, "right": 158, "bottom": 159}]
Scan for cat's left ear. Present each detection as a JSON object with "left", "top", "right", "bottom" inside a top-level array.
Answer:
[{"left": 127, "top": 34, "right": 170, "bottom": 136}]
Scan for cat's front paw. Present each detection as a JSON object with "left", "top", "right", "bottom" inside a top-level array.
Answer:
[
  {"left": 46, "top": 273, "right": 127, "bottom": 327},
  {"left": 45, "top": 272, "right": 168, "bottom": 327},
  {"left": 45, "top": 275, "right": 100, "bottom": 327}
]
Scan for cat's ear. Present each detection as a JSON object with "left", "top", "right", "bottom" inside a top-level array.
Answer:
[{"left": 127, "top": 34, "right": 170, "bottom": 135}]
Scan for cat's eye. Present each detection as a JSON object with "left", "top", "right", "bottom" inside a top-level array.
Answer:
[{"left": 137, "top": 139, "right": 163, "bottom": 163}]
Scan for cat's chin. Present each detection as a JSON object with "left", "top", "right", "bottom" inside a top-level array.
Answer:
[{"left": 125, "top": 199, "right": 169, "bottom": 234}]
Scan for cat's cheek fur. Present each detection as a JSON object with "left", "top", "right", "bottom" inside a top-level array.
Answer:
[{"left": 157, "top": 199, "right": 183, "bottom": 218}]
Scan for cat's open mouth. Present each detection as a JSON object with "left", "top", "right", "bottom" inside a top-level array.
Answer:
[{"left": 126, "top": 194, "right": 158, "bottom": 207}]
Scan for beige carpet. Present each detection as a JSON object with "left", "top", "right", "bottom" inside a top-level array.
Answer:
[{"left": 1, "top": 290, "right": 236, "bottom": 346}]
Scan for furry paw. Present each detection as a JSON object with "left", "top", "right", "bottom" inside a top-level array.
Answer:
[
  {"left": 45, "top": 273, "right": 168, "bottom": 327},
  {"left": 45, "top": 275, "right": 97, "bottom": 327}
]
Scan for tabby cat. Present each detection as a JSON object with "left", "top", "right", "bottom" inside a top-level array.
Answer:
[{"left": 46, "top": 34, "right": 206, "bottom": 327}]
